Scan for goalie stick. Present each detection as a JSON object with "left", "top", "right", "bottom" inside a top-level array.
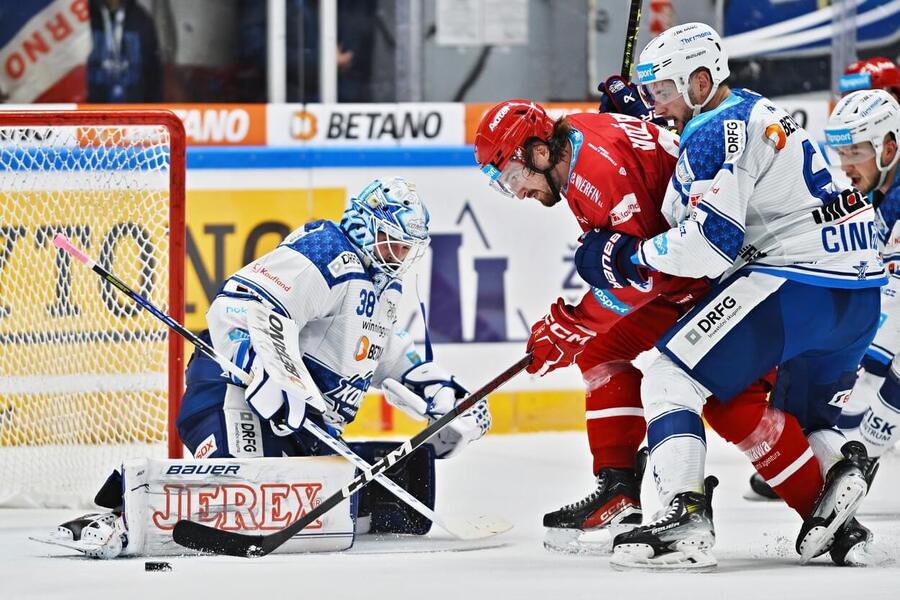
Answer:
[
  {"left": 52, "top": 233, "right": 511, "bottom": 542},
  {"left": 172, "top": 354, "right": 530, "bottom": 557}
]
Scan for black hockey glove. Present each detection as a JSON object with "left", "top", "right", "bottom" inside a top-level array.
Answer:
[{"left": 597, "top": 75, "right": 668, "bottom": 127}]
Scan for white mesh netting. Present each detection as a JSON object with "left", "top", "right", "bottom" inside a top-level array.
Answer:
[{"left": 0, "top": 119, "right": 178, "bottom": 507}]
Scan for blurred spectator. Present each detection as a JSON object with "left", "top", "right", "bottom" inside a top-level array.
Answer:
[
  {"left": 238, "top": 0, "right": 375, "bottom": 103},
  {"left": 87, "top": 0, "right": 163, "bottom": 102}
]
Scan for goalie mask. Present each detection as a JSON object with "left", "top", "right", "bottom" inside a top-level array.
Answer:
[{"left": 340, "top": 177, "right": 430, "bottom": 278}]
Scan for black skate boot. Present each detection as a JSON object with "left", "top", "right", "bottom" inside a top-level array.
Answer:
[
  {"left": 829, "top": 519, "right": 877, "bottom": 566},
  {"left": 542, "top": 448, "right": 646, "bottom": 554},
  {"left": 743, "top": 472, "right": 780, "bottom": 501},
  {"left": 610, "top": 476, "right": 719, "bottom": 571},
  {"left": 797, "top": 441, "right": 873, "bottom": 564}
]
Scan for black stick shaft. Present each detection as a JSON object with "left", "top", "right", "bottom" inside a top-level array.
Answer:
[
  {"left": 621, "top": 0, "right": 643, "bottom": 79},
  {"left": 172, "top": 354, "right": 531, "bottom": 557}
]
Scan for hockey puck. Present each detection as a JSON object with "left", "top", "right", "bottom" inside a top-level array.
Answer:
[{"left": 144, "top": 561, "right": 172, "bottom": 572}]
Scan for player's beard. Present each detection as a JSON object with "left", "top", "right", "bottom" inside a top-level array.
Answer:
[{"left": 531, "top": 189, "right": 562, "bottom": 207}]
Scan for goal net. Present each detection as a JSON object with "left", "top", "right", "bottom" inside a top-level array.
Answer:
[{"left": 0, "top": 110, "right": 185, "bottom": 508}]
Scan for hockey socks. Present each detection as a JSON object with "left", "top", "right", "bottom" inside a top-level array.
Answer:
[
  {"left": 705, "top": 395, "right": 822, "bottom": 518},
  {"left": 584, "top": 364, "right": 646, "bottom": 472}
]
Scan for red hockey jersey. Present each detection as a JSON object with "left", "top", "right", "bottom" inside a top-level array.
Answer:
[{"left": 563, "top": 113, "right": 709, "bottom": 332}]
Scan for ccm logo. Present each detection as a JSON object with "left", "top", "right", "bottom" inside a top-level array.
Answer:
[{"left": 548, "top": 322, "right": 592, "bottom": 345}]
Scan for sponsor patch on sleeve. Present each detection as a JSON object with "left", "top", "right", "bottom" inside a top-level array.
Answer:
[{"left": 328, "top": 251, "right": 365, "bottom": 278}]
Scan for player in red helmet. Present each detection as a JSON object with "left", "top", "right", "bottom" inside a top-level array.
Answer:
[
  {"left": 474, "top": 99, "right": 825, "bottom": 555},
  {"left": 841, "top": 57, "right": 900, "bottom": 102}
]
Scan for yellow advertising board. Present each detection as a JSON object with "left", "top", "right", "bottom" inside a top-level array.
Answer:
[{"left": 184, "top": 187, "right": 347, "bottom": 329}]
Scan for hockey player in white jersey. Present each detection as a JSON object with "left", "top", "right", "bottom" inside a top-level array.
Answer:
[
  {"left": 828, "top": 91, "right": 900, "bottom": 463},
  {"left": 42, "top": 177, "right": 492, "bottom": 558},
  {"left": 584, "top": 23, "right": 885, "bottom": 570}
]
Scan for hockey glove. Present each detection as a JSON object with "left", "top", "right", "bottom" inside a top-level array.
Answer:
[
  {"left": 575, "top": 228, "right": 647, "bottom": 289},
  {"left": 382, "top": 362, "right": 491, "bottom": 459},
  {"left": 598, "top": 75, "right": 666, "bottom": 125},
  {"left": 526, "top": 298, "right": 597, "bottom": 376},
  {"left": 245, "top": 358, "right": 308, "bottom": 433}
]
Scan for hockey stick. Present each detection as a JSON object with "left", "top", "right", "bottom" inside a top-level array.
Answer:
[
  {"left": 172, "top": 354, "right": 530, "bottom": 557},
  {"left": 621, "top": 0, "right": 643, "bottom": 79},
  {"left": 52, "top": 233, "right": 509, "bottom": 541}
]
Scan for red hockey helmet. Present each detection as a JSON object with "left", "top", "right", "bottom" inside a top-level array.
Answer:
[
  {"left": 474, "top": 100, "right": 555, "bottom": 173},
  {"left": 840, "top": 57, "right": 900, "bottom": 98}
]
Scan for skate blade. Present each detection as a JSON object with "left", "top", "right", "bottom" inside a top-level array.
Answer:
[
  {"left": 609, "top": 544, "right": 717, "bottom": 572},
  {"left": 800, "top": 476, "right": 868, "bottom": 564},
  {"left": 842, "top": 541, "right": 895, "bottom": 567},
  {"left": 29, "top": 535, "right": 105, "bottom": 557},
  {"left": 543, "top": 523, "right": 637, "bottom": 556}
]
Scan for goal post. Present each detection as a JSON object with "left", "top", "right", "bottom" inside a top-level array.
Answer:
[{"left": 0, "top": 110, "right": 186, "bottom": 507}]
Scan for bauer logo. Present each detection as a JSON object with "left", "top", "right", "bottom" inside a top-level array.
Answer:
[
  {"left": 636, "top": 63, "right": 656, "bottom": 83},
  {"left": 825, "top": 128, "right": 853, "bottom": 146}
]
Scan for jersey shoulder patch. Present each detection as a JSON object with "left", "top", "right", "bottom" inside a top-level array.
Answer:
[
  {"left": 282, "top": 220, "right": 369, "bottom": 288},
  {"left": 680, "top": 89, "right": 760, "bottom": 183}
]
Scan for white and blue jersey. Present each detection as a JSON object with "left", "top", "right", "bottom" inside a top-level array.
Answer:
[
  {"left": 635, "top": 88, "right": 886, "bottom": 289},
  {"left": 178, "top": 220, "right": 423, "bottom": 456},
  {"left": 861, "top": 176, "right": 900, "bottom": 369}
]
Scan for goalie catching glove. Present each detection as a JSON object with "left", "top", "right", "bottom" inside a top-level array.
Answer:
[{"left": 382, "top": 362, "right": 491, "bottom": 459}]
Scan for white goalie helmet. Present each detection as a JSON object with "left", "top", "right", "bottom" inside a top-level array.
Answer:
[
  {"left": 340, "top": 177, "right": 431, "bottom": 278},
  {"left": 635, "top": 22, "right": 730, "bottom": 116},
  {"left": 826, "top": 89, "right": 900, "bottom": 189}
]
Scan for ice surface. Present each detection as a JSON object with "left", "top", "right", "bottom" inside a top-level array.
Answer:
[{"left": 2, "top": 432, "right": 898, "bottom": 600}]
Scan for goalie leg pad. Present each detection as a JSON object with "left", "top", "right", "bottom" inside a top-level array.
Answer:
[{"left": 348, "top": 441, "right": 436, "bottom": 535}]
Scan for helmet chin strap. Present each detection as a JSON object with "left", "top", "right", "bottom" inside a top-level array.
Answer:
[
  {"left": 875, "top": 152, "right": 899, "bottom": 190},
  {"left": 685, "top": 83, "right": 719, "bottom": 117}
]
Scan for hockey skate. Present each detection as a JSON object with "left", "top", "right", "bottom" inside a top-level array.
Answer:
[
  {"left": 796, "top": 441, "right": 875, "bottom": 564},
  {"left": 542, "top": 449, "right": 646, "bottom": 555},
  {"left": 742, "top": 472, "right": 780, "bottom": 501},
  {"left": 29, "top": 512, "right": 127, "bottom": 559},
  {"left": 609, "top": 476, "right": 719, "bottom": 572},
  {"left": 827, "top": 518, "right": 889, "bottom": 567}
]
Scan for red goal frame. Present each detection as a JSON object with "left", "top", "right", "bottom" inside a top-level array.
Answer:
[{"left": 0, "top": 109, "right": 186, "bottom": 458}]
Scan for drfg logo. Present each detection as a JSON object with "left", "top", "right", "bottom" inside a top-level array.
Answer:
[
  {"left": 723, "top": 120, "right": 745, "bottom": 161},
  {"left": 684, "top": 295, "right": 739, "bottom": 344},
  {"left": 698, "top": 295, "right": 738, "bottom": 332}
]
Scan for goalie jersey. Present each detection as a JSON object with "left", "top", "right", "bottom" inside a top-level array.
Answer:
[
  {"left": 636, "top": 88, "right": 886, "bottom": 289},
  {"left": 184, "top": 220, "right": 422, "bottom": 431}
]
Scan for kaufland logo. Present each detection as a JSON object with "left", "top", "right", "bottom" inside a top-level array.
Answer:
[
  {"left": 636, "top": 63, "right": 656, "bottom": 83},
  {"left": 825, "top": 128, "right": 853, "bottom": 146}
]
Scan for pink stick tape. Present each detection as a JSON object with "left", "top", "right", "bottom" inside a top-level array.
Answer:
[{"left": 52, "top": 233, "right": 94, "bottom": 267}]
